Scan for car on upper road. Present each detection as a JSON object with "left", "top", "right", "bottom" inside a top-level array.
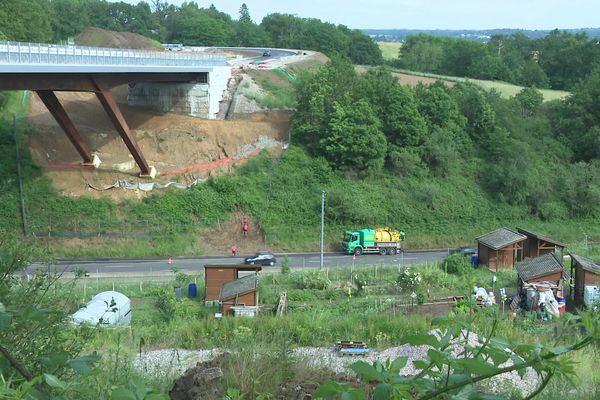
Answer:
[
  {"left": 244, "top": 251, "right": 276, "bottom": 266},
  {"left": 262, "top": 50, "right": 271, "bottom": 57},
  {"left": 450, "top": 246, "right": 478, "bottom": 256}
]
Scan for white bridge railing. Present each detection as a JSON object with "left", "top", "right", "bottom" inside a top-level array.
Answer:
[{"left": 0, "top": 41, "right": 228, "bottom": 67}]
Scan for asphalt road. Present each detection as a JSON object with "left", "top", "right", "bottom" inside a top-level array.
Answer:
[{"left": 27, "top": 250, "right": 450, "bottom": 276}]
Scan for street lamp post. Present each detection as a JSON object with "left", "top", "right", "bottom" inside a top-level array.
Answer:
[{"left": 320, "top": 190, "right": 325, "bottom": 269}]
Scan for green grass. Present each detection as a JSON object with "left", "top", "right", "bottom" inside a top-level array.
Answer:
[
  {"left": 247, "top": 69, "right": 296, "bottom": 109},
  {"left": 377, "top": 41, "right": 402, "bottom": 60},
  {"left": 390, "top": 68, "right": 570, "bottom": 101}
]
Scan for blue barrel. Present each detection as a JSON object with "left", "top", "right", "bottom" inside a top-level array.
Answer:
[
  {"left": 471, "top": 255, "right": 479, "bottom": 267},
  {"left": 188, "top": 283, "right": 197, "bottom": 299}
]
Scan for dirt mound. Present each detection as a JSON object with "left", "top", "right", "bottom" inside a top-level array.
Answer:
[
  {"left": 76, "top": 27, "right": 160, "bottom": 50},
  {"left": 169, "top": 352, "right": 361, "bottom": 400}
]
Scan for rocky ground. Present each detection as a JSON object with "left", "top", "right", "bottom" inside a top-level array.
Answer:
[{"left": 134, "top": 331, "right": 540, "bottom": 400}]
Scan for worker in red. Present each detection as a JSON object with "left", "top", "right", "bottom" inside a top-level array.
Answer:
[
  {"left": 231, "top": 244, "right": 237, "bottom": 256},
  {"left": 242, "top": 215, "right": 249, "bottom": 225},
  {"left": 242, "top": 223, "right": 249, "bottom": 237}
]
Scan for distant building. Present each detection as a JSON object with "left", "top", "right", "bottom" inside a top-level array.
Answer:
[
  {"left": 515, "top": 253, "right": 565, "bottom": 288},
  {"left": 476, "top": 227, "right": 526, "bottom": 271},
  {"left": 569, "top": 253, "right": 600, "bottom": 308},
  {"left": 517, "top": 228, "right": 566, "bottom": 259}
]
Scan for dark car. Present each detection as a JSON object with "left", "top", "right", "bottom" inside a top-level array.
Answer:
[
  {"left": 262, "top": 50, "right": 271, "bottom": 57},
  {"left": 244, "top": 251, "right": 276, "bottom": 266},
  {"left": 450, "top": 246, "right": 478, "bottom": 256}
]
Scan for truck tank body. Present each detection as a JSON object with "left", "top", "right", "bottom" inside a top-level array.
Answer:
[{"left": 374, "top": 227, "right": 400, "bottom": 243}]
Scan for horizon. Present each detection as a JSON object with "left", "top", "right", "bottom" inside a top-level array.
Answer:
[{"left": 114, "top": 0, "right": 600, "bottom": 31}]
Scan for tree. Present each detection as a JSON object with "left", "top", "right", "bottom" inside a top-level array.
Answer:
[
  {"left": 0, "top": 0, "right": 53, "bottom": 42},
  {"left": 514, "top": 87, "right": 544, "bottom": 116},
  {"left": 322, "top": 97, "right": 387, "bottom": 172},
  {"left": 359, "top": 69, "right": 427, "bottom": 148},
  {"left": 396, "top": 34, "right": 445, "bottom": 73},
  {"left": 238, "top": 3, "right": 251, "bottom": 23},
  {"left": 451, "top": 82, "right": 496, "bottom": 143},
  {"left": 292, "top": 58, "right": 359, "bottom": 154}
]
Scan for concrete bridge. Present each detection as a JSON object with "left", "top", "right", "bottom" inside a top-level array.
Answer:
[{"left": 0, "top": 41, "right": 235, "bottom": 177}]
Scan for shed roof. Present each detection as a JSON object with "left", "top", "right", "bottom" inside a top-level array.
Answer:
[
  {"left": 569, "top": 253, "right": 600, "bottom": 274},
  {"left": 515, "top": 253, "right": 563, "bottom": 282},
  {"left": 204, "top": 264, "right": 262, "bottom": 272},
  {"left": 220, "top": 272, "right": 259, "bottom": 301},
  {"left": 516, "top": 228, "right": 566, "bottom": 247},
  {"left": 476, "top": 227, "right": 526, "bottom": 250}
]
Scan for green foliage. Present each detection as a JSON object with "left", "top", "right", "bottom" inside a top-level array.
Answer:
[
  {"left": 315, "top": 314, "right": 600, "bottom": 399},
  {"left": 395, "top": 267, "right": 422, "bottom": 292},
  {"left": 153, "top": 288, "right": 183, "bottom": 322},
  {"left": 396, "top": 30, "right": 600, "bottom": 91},
  {"left": 294, "top": 270, "right": 331, "bottom": 290},
  {"left": 280, "top": 256, "right": 290, "bottom": 275},
  {"left": 442, "top": 254, "right": 472, "bottom": 275}
]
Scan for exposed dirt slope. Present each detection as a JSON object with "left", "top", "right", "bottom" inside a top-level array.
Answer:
[
  {"left": 27, "top": 86, "right": 291, "bottom": 201},
  {"left": 76, "top": 27, "right": 161, "bottom": 49}
]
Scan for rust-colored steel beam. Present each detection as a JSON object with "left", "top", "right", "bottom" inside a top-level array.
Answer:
[
  {"left": 35, "top": 90, "right": 94, "bottom": 164},
  {"left": 92, "top": 79, "right": 152, "bottom": 176},
  {"left": 0, "top": 72, "right": 205, "bottom": 91}
]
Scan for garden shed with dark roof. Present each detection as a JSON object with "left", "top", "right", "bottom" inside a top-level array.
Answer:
[
  {"left": 515, "top": 253, "right": 564, "bottom": 288},
  {"left": 517, "top": 228, "right": 566, "bottom": 259},
  {"left": 569, "top": 253, "right": 600, "bottom": 308},
  {"left": 476, "top": 227, "right": 526, "bottom": 271}
]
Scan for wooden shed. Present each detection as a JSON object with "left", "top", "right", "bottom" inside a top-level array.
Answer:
[
  {"left": 220, "top": 273, "right": 260, "bottom": 315},
  {"left": 204, "top": 265, "right": 261, "bottom": 302},
  {"left": 517, "top": 228, "right": 566, "bottom": 259},
  {"left": 515, "top": 253, "right": 564, "bottom": 289},
  {"left": 569, "top": 253, "right": 600, "bottom": 308},
  {"left": 476, "top": 228, "right": 526, "bottom": 271}
]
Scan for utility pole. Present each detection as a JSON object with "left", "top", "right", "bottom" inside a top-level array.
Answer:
[{"left": 320, "top": 190, "right": 325, "bottom": 269}]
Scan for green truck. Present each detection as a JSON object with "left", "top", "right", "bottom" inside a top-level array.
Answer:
[{"left": 342, "top": 227, "right": 405, "bottom": 256}]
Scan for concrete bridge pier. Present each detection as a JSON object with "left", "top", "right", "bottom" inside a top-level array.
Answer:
[{"left": 127, "top": 67, "right": 231, "bottom": 119}]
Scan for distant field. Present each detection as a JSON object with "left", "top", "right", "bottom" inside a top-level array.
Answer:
[
  {"left": 387, "top": 68, "right": 570, "bottom": 101},
  {"left": 377, "top": 41, "right": 402, "bottom": 60}
]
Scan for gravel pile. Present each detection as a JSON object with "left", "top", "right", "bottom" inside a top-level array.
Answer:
[
  {"left": 292, "top": 345, "right": 430, "bottom": 375},
  {"left": 134, "top": 339, "right": 539, "bottom": 397},
  {"left": 133, "top": 349, "right": 222, "bottom": 380}
]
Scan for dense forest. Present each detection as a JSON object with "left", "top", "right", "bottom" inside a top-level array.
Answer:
[
  {"left": 292, "top": 58, "right": 600, "bottom": 224},
  {"left": 0, "top": 0, "right": 383, "bottom": 65},
  {"left": 395, "top": 32, "right": 600, "bottom": 90}
]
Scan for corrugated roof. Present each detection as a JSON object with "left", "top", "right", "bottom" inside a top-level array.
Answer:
[
  {"left": 516, "top": 228, "right": 566, "bottom": 247},
  {"left": 219, "top": 272, "right": 259, "bottom": 300},
  {"left": 515, "top": 253, "right": 563, "bottom": 282},
  {"left": 569, "top": 253, "right": 600, "bottom": 274},
  {"left": 476, "top": 227, "right": 526, "bottom": 250}
]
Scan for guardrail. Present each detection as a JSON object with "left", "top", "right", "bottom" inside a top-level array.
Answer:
[{"left": 0, "top": 41, "right": 228, "bottom": 67}]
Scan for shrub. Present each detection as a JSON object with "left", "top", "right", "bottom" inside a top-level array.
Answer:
[
  {"left": 395, "top": 267, "right": 422, "bottom": 291},
  {"left": 294, "top": 270, "right": 331, "bottom": 290},
  {"left": 442, "top": 254, "right": 472, "bottom": 275},
  {"left": 281, "top": 256, "right": 291, "bottom": 274}
]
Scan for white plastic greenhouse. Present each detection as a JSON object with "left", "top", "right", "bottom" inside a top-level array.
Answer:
[{"left": 71, "top": 291, "right": 131, "bottom": 326}]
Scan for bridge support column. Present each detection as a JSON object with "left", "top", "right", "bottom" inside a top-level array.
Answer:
[
  {"left": 92, "top": 82, "right": 155, "bottom": 178},
  {"left": 35, "top": 90, "right": 99, "bottom": 167}
]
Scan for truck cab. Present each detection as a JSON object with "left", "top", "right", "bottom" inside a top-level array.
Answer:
[{"left": 342, "top": 231, "right": 361, "bottom": 255}]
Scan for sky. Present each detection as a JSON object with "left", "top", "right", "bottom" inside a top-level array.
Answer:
[{"left": 119, "top": 0, "right": 600, "bottom": 30}]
